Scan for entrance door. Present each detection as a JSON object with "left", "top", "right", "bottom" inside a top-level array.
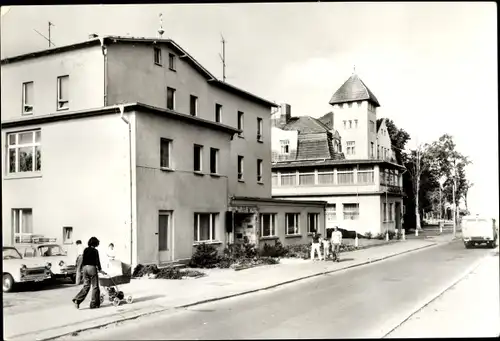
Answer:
[
  {"left": 395, "top": 202, "right": 401, "bottom": 233},
  {"left": 158, "top": 211, "right": 172, "bottom": 264}
]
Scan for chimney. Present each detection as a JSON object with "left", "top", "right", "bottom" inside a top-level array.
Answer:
[
  {"left": 88, "top": 33, "right": 99, "bottom": 39},
  {"left": 279, "top": 103, "right": 291, "bottom": 126}
]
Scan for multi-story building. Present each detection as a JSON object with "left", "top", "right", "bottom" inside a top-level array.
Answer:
[
  {"left": 271, "top": 72, "right": 405, "bottom": 236},
  {"left": 1, "top": 35, "right": 324, "bottom": 266}
]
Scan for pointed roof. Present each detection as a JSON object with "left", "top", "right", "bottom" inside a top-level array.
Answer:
[
  {"left": 318, "top": 112, "right": 334, "bottom": 130},
  {"left": 282, "top": 116, "right": 330, "bottom": 134},
  {"left": 329, "top": 74, "right": 380, "bottom": 107}
]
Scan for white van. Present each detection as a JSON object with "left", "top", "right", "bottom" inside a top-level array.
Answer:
[{"left": 462, "top": 215, "right": 498, "bottom": 249}]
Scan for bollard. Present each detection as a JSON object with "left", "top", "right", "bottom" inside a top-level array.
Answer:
[
  {"left": 439, "top": 222, "right": 443, "bottom": 234},
  {"left": 415, "top": 229, "right": 419, "bottom": 237},
  {"left": 386, "top": 232, "right": 389, "bottom": 241},
  {"left": 354, "top": 235, "right": 359, "bottom": 248},
  {"left": 402, "top": 229, "right": 406, "bottom": 241}
]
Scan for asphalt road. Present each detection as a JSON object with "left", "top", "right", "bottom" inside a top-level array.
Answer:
[{"left": 67, "top": 240, "right": 495, "bottom": 340}]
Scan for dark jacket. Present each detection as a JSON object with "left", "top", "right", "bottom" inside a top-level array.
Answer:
[
  {"left": 312, "top": 234, "right": 321, "bottom": 243},
  {"left": 81, "top": 247, "right": 102, "bottom": 271}
]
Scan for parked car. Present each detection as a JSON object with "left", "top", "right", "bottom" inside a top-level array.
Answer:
[
  {"left": 3, "top": 246, "right": 52, "bottom": 293},
  {"left": 462, "top": 215, "right": 498, "bottom": 249},
  {"left": 23, "top": 244, "right": 77, "bottom": 283}
]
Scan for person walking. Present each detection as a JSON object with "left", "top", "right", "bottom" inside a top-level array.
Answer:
[
  {"left": 74, "top": 240, "right": 84, "bottom": 285},
  {"left": 322, "top": 236, "right": 331, "bottom": 260},
  {"left": 72, "top": 237, "right": 106, "bottom": 309},
  {"left": 331, "top": 226, "right": 343, "bottom": 262},
  {"left": 310, "top": 232, "right": 323, "bottom": 261}
]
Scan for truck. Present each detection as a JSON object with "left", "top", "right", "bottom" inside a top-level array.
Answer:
[{"left": 461, "top": 215, "right": 498, "bottom": 249}]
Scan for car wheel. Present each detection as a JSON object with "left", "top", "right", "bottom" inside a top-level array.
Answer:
[
  {"left": 3, "top": 273, "right": 15, "bottom": 293},
  {"left": 465, "top": 242, "right": 472, "bottom": 249},
  {"left": 70, "top": 274, "right": 77, "bottom": 284}
]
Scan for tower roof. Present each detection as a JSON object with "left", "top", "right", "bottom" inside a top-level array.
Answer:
[{"left": 329, "top": 73, "right": 380, "bottom": 107}]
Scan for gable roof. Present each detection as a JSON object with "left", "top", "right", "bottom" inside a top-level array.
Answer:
[
  {"left": 329, "top": 73, "right": 380, "bottom": 107},
  {"left": 1, "top": 35, "right": 278, "bottom": 109},
  {"left": 377, "top": 118, "right": 385, "bottom": 132},
  {"left": 282, "top": 116, "right": 330, "bottom": 134},
  {"left": 317, "top": 112, "right": 334, "bottom": 130}
]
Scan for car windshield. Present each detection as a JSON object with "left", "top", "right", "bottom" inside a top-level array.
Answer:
[
  {"left": 3, "top": 248, "right": 22, "bottom": 260},
  {"left": 39, "top": 245, "right": 66, "bottom": 256}
]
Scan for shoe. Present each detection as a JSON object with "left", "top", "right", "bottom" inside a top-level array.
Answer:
[{"left": 72, "top": 300, "right": 79, "bottom": 309}]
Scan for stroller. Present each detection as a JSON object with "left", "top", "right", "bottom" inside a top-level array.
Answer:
[{"left": 99, "top": 274, "right": 133, "bottom": 307}]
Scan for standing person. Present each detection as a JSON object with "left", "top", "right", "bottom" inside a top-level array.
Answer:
[
  {"left": 310, "top": 232, "right": 323, "bottom": 261},
  {"left": 331, "top": 226, "right": 343, "bottom": 262},
  {"left": 322, "top": 236, "right": 331, "bottom": 260},
  {"left": 72, "top": 237, "right": 106, "bottom": 309},
  {"left": 74, "top": 240, "right": 84, "bottom": 285}
]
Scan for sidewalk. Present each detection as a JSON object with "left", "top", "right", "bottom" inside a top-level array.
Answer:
[
  {"left": 4, "top": 238, "right": 450, "bottom": 341},
  {"left": 386, "top": 248, "right": 500, "bottom": 338}
]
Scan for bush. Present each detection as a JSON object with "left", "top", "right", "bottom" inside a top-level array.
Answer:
[
  {"left": 374, "top": 233, "right": 385, "bottom": 240},
  {"left": 284, "top": 243, "right": 311, "bottom": 259},
  {"left": 388, "top": 231, "right": 396, "bottom": 240},
  {"left": 132, "top": 264, "right": 159, "bottom": 278},
  {"left": 260, "top": 240, "right": 288, "bottom": 258},
  {"left": 364, "top": 232, "right": 373, "bottom": 239},
  {"left": 395, "top": 231, "right": 403, "bottom": 240},
  {"left": 189, "top": 243, "right": 220, "bottom": 269}
]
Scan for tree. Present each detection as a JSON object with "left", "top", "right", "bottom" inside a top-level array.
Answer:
[{"left": 463, "top": 181, "right": 473, "bottom": 213}]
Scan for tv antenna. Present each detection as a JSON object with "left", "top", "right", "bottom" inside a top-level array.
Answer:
[
  {"left": 219, "top": 33, "right": 226, "bottom": 82},
  {"left": 158, "top": 13, "right": 165, "bottom": 38},
  {"left": 33, "top": 21, "right": 56, "bottom": 48}
]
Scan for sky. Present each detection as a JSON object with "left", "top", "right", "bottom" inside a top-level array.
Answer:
[{"left": 1, "top": 3, "right": 498, "bottom": 218}]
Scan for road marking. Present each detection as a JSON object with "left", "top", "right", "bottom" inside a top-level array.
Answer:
[{"left": 378, "top": 251, "right": 494, "bottom": 339}]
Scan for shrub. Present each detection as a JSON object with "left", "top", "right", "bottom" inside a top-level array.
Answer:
[
  {"left": 374, "top": 233, "right": 385, "bottom": 240},
  {"left": 189, "top": 243, "right": 220, "bottom": 268},
  {"left": 132, "top": 264, "right": 159, "bottom": 278},
  {"left": 395, "top": 231, "right": 403, "bottom": 240},
  {"left": 284, "top": 243, "right": 311, "bottom": 259},
  {"left": 388, "top": 231, "right": 396, "bottom": 240},
  {"left": 260, "top": 240, "right": 288, "bottom": 258},
  {"left": 364, "top": 232, "right": 373, "bottom": 239}
]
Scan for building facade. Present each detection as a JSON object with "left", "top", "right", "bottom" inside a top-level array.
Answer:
[
  {"left": 1, "top": 36, "right": 324, "bottom": 266},
  {"left": 271, "top": 73, "right": 404, "bottom": 236}
]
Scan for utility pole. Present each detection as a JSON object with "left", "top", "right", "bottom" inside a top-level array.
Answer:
[
  {"left": 34, "top": 21, "right": 56, "bottom": 48},
  {"left": 219, "top": 34, "right": 226, "bottom": 82}
]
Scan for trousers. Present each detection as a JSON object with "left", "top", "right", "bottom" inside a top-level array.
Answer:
[
  {"left": 311, "top": 243, "right": 322, "bottom": 260},
  {"left": 73, "top": 265, "right": 100, "bottom": 308},
  {"left": 75, "top": 255, "right": 83, "bottom": 285}
]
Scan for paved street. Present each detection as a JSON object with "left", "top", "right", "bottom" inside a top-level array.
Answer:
[{"left": 66, "top": 240, "right": 495, "bottom": 340}]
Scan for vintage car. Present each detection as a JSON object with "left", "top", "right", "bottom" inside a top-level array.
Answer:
[
  {"left": 3, "top": 246, "right": 52, "bottom": 293},
  {"left": 462, "top": 215, "right": 498, "bottom": 249},
  {"left": 23, "top": 243, "right": 77, "bottom": 283}
]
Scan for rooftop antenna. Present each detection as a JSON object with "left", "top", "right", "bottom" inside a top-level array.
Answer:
[
  {"left": 353, "top": 64, "right": 356, "bottom": 74},
  {"left": 219, "top": 33, "right": 226, "bottom": 82},
  {"left": 33, "top": 21, "right": 56, "bottom": 48},
  {"left": 158, "top": 13, "right": 165, "bottom": 39}
]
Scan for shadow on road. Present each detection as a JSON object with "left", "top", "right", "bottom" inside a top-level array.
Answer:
[
  {"left": 15, "top": 280, "right": 75, "bottom": 293},
  {"left": 79, "top": 294, "right": 165, "bottom": 310}
]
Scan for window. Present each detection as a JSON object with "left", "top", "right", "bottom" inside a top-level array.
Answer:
[
  {"left": 194, "top": 144, "right": 203, "bottom": 172},
  {"left": 238, "top": 155, "right": 244, "bottom": 180},
  {"left": 357, "top": 101, "right": 362, "bottom": 107},
  {"left": 260, "top": 214, "right": 276, "bottom": 237},
  {"left": 210, "top": 148, "right": 219, "bottom": 174},
  {"left": 369, "top": 120, "right": 375, "bottom": 133},
  {"left": 7, "top": 130, "right": 41, "bottom": 174},
  {"left": 326, "top": 204, "right": 336, "bottom": 222},
  {"left": 349, "top": 120, "right": 352, "bottom": 129},
  {"left": 339, "top": 103, "right": 344, "bottom": 109},
  {"left": 160, "top": 138, "right": 172, "bottom": 169},
  {"left": 57, "top": 75, "right": 69, "bottom": 110},
  {"left": 389, "top": 203, "right": 394, "bottom": 221},
  {"left": 285, "top": 213, "right": 300, "bottom": 235},
  {"left": 63, "top": 226, "right": 73, "bottom": 245},
  {"left": 12, "top": 208, "right": 33, "bottom": 243},
  {"left": 308, "top": 213, "right": 319, "bottom": 233},
  {"left": 343, "top": 203, "right": 359, "bottom": 220},
  {"left": 348, "top": 102, "right": 353, "bottom": 108},
  {"left": 383, "top": 203, "right": 388, "bottom": 221},
  {"left": 299, "top": 170, "right": 315, "bottom": 185},
  {"left": 237, "top": 111, "right": 244, "bottom": 136},
  {"left": 318, "top": 168, "right": 334, "bottom": 184},
  {"left": 343, "top": 120, "right": 347, "bottom": 129},
  {"left": 377, "top": 146, "right": 380, "bottom": 159},
  {"left": 168, "top": 53, "right": 176, "bottom": 71},
  {"left": 22, "top": 82, "right": 34, "bottom": 114},
  {"left": 354, "top": 119, "right": 358, "bottom": 128},
  {"left": 280, "top": 140, "right": 290, "bottom": 154},
  {"left": 280, "top": 171, "right": 297, "bottom": 186},
  {"left": 337, "top": 167, "right": 354, "bottom": 184},
  {"left": 357, "top": 166, "right": 375, "bottom": 184},
  {"left": 159, "top": 212, "right": 170, "bottom": 251},
  {"left": 346, "top": 141, "right": 355, "bottom": 155},
  {"left": 194, "top": 213, "right": 218, "bottom": 242},
  {"left": 257, "top": 159, "right": 263, "bottom": 183},
  {"left": 370, "top": 142, "right": 374, "bottom": 158},
  {"left": 215, "top": 103, "right": 222, "bottom": 123},
  {"left": 272, "top": 172, "right": 278, "bottom": 186},
  {"left": 167, "top": 87, "right": 176, "bottom": 110},
  {"left": 257, "top": 117, "right": 263, "bottom": 141},
  {"left": 190, "top": 95, "right": 198, "bottom": 116},
  {"left": 154, "top": 47, "right": 162, "bottom": 65}
]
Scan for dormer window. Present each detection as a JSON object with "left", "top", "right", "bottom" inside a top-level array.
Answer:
[
  {"left": 280, "top": 139, "right": 290, "bottom": 154},
  {"left": 22, "top": 82, "right": 34, "bottom": 115}
]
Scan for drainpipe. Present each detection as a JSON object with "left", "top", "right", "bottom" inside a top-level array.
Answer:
[
  {"left": 118, "top": 105, "right": 133, "bottom": 266},
  {"left": 99, "top": 37, "right": 108, "bottom": 106}
]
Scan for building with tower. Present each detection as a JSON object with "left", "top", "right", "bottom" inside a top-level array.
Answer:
[{"left": 271, "top": 71, "right": 405, "bottom": 237}]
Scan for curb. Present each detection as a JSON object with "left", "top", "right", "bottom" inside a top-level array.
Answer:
[
  {"left": 22, "top": 241, "right": 444, "bottom": 341},
  {"left": 378, "top": 252, "right": 493, "bottom": 339}
]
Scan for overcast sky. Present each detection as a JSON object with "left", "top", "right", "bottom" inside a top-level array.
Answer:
[{"left": 1, "top": 3, "right": 497, "bottom": 217}]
